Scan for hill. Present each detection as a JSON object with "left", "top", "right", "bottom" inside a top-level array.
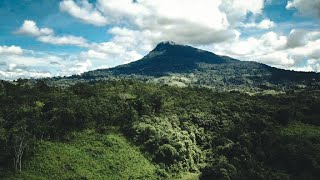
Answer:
[
  {"left": 1, "top": 80, "right": 320, "bottom": 179},
  {"left": 1, "top": 42, "right": 320, "bottom": 180},
  {"left": 5, "top": 130, "right": 157, "bottom": 180},
  {"left": 55, "top": 41, "right": 320, "bottom": 91}
]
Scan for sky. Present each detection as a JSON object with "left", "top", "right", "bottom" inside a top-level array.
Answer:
[{"left": 0, "top": 0, "right": 319, "bottom": 80}]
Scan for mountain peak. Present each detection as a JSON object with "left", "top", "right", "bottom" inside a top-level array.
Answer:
[
  {"left": 158, "top": 41, "right": 178, "bottom": 45},
  {"left": 153, "top": 41, "right": 184, "bottom": 51},
  {"left": 152, "top": 41, "right": 199, "bottom": 54},
  {"left": 146, "top": 41, "right": 230, "bottom": 63}
]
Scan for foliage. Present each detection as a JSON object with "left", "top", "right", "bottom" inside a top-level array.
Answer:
[
  {"left": 132, "top": 115, "right": 204, "bottom": 172},
  {"left": 0, "top": 79, "right": 320, "bottom": 179},
  {"left": 5, "top": 130, "right": 157, "bottom": 180}
]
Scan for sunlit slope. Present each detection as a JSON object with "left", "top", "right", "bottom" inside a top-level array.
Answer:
[{"left": 7, "top": 130, "right": 157, "bottom": 180}]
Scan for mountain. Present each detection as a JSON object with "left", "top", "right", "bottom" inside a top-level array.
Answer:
[
  {"left": 56, "top": 41, "right": 320, "bottom": 91},
  {"left": 2, "top": 42, "right": 320, "bottom": 179}
]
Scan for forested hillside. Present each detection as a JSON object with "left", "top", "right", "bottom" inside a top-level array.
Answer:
[
  {"left": 54, "top": 42, "right": 320, "bottom": 92},
  {"left": 1, "top": 79, "right": 319, "bottom": 179}
]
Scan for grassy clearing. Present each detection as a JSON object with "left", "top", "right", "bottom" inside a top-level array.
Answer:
[
  {"left": 7, "top": 130, "right": 157, "bottom": 180},
  {"left": 280, "top": 122, "right": 320, "bottom": 139}
]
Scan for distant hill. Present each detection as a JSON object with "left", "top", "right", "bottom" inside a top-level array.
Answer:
[{"left": 54, "top": 41, "right": 320, "bottom": 91}]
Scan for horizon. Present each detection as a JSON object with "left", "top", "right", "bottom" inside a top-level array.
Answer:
[{"left": 1, "top": 0, "right": 320, "bottom": 80}]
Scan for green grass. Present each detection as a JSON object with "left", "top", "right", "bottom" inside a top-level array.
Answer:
[
  {"left": 280, "top": 122, "right": 320, "bottom": 139},
  {"left": 8, "top": 130, "right": 157, "bottom": 180}
]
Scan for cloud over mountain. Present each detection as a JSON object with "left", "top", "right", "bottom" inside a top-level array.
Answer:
[
  {"left": 0, "top": 0, "right": 319, "bottom": 79},
  {"left": 59, "top": 0, "right": 268, "bottom": 45}
]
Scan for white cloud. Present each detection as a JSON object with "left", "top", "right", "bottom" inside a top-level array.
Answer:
[
  {"left": 98, "top": 0, "right": 234, "bottom": 45},
  {"left": 286, "top": 38, "right": 320, "bottom": 62},
  {"left": 210, "top": 31, "right": 286, "bottom": 57},
  {"left": 15, "top": 20, "right": 53, "bottom": 36},
  {"left": 220, "top": 0, "right": 265, "bottom": 25},
  {"left": 81, "top": 40, "right": 143, "bottom": 65},
  {"left": 38, "top": 35, "right": 89, "bottom": 47},
  {"left": 0, "top": 53, "right": 54, "bottom": 80},
  {"left": 60, "top": 0, "right": 108, "bottom": 26},
  {"left": 286, "top": 29, "right": 308, "bottom": 48},
  {"left": 61, "top": 0, "right": 267, "bottom": 46},
  {"left": 0, "top": 45, "right": 23, "bottom": 55},
  {"left": 66, "top": 59, "right": 92, "bottom": 75},
  {"left": 107, "top": 0, "right": 259, "bottom": 25},
  {"left": 241, "top": 19, "right": 275, "bottom": 29},
  {"left": 0, "top": 49, "right": 99, "bottom": 80},
  {"left": 0, "top": 70, "right": 51, "bottom": 80},
  {"left": 208, "top": 29, "right": 320, "bottom": 71},
  {"left": 286, "top": 0, "right": 320, "bottom": 18},
  {"left": 90, "top": 41, "right": 128, "bottom": 55},
  {"left": 80, "top": 27, "right": 152, "bottom": 66},
  {"left": 286, "top": 29, "right": 320, "bottom": 49},
  {"left": 15, "top": 20, "right": 89, "bottom": 47},
  {"left": 96, "top": 65, "right": 110, "bottom": 69},
  {"left": 260, "top": 32, "right": 287, "bottom": 50},
  {"left": 253, "top": 52, "right": 295, "bottom": 67}
]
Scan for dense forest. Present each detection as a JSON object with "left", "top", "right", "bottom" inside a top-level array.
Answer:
[{"left": 0, "top": 79, "right": 319, "bottom": 179}]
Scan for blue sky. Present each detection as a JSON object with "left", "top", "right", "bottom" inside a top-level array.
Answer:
[
  {"left": 0, "top": 0, "right": 319, "bottom": 80},
  {"left": 0, "top": 0, "right": 109, "bottom": 53}
]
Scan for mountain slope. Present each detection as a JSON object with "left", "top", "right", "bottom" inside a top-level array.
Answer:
[
  {"left": 59, "top": 41, "right": 320, "bottom": 91},
  {"left": 6, "top": 130, "right": 157, "bottom": 180},
  {"left": 106, "top": 41, "right": 235, "bottom": 76},
  {"left": 83, "top": 41, "right": 237, "bottom": 77}
]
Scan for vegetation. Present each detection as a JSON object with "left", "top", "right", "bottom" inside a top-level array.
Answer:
[
  {"left": 54, "top": 42, "right": 320, "bottom": 92},
  {"left": 0, "top": 79, "right": 319, "bottom": 179},
  {"left": 5, "top": 130, "right": 157, "bottom": 180}
]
